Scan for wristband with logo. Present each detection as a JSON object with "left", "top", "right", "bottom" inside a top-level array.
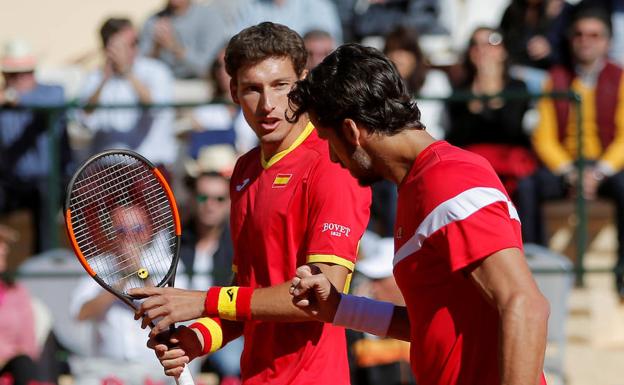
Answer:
[{"left": 205, "top": 286, "right": 254, "bottom": 321}]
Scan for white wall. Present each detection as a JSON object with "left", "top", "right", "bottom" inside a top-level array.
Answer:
[{"left": 0, "top": 0, "right": 160, "bottom": 68}]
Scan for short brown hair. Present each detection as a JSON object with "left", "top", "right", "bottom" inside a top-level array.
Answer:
[
  {"left": 100, "top": 17, "right": 132, "bottom": 47},
  {"left": 225, "top": 22, "right": 307, "bottom": 81}
]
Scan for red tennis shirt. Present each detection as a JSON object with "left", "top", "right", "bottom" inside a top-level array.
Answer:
[
  {"left": 229, "top": 122, "right": 371, "bottom": 385},
  {"left": 392, "top": 141, "right": 547, "bottom": 385}
]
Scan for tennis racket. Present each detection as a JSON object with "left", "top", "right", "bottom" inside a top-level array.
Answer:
[{"left": 64, "top": 149, "right": 194, "bottom": 385}]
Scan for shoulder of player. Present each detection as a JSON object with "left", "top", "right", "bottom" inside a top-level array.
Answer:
[
  {"left": 232, "top": 147, "right": 260, "bottom": 171},
  {"left": 426, "top": 143, "right": 497, "bottom": 179},
  {"left": 228, "top": 147, "right": 260, "bottom": 185},
  {"left": 409, "top": 148, "right": 505, "bottom": 200}
]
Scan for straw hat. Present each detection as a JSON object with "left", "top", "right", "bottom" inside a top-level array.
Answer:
[
  {"left": 184, "top": 144, "right": 238, "bottom": 178},
  {"left": 1, "top": 39, "right": 37, "bottom": 73}
]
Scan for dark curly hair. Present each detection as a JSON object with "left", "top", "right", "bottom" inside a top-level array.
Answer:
[
  {"left": 224, "top": 22, "right": 307, "bottom": 82},
  {"left": 288, "top": 43, "right": 424, "bottom": 135}
]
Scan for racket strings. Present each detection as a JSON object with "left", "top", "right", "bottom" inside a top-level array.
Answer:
[{"left": 68, "top": 153, "right": 177, "bottom": 292}]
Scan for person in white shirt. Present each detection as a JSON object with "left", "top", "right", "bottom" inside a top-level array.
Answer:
[
  {"left": 78, "top": 17, "right": 177, "bottom": 166},
  {"left": 69, "top": 204, "right": 190, "bottom": 385}
]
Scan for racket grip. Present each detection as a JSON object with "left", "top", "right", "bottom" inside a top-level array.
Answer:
[{"left": 176, "top": 365, "right": 195, "bottom": 385}]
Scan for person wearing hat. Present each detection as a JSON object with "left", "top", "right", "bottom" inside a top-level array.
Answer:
[
  {"left": 348, "top": 232, "right": 415, "bottom": 385},
  {"left": 0, "top": 38, "right": 69, "bottom": 253},
  {"left": 0, "top": 224, "right": 41, "bottom": 385}
]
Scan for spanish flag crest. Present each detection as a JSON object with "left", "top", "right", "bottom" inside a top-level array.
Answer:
[{"left": 272, "top": 173, "right": 292, "bottom": 188}]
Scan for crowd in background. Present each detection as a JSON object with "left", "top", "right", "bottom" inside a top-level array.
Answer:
[{"left": 2, "top": 0, "right": 624, "bottom": 385}]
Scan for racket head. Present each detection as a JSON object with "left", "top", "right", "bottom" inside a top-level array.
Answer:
[{"left": 64, "top": 149, "right": 181, "bottom": 303}]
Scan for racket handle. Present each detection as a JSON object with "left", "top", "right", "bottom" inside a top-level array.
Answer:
[{"left": 176, "top": 365, "right": 195, "bottom": 385}]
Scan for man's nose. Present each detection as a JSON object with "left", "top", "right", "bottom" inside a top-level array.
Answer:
[{"left": 259, "top": 90, "right": 276, "bottom": 112}]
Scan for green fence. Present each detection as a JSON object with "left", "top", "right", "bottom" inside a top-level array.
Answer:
[{"left": 0, "top": 91, "right": 598, "bottom": 283}]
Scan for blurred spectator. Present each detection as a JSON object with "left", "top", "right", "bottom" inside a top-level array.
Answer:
[
  {"left": 139, "top": 0, "right": 233, "bottom": 79},
  {"left": 303, "top": 29, "right": 336, "bottom": 70},
  {"left": 180, "top": 46, "right": 256, "bottom": 156},
  {"left": 383, "top": 25, "right": 450, "bottom": 139},
  {"left": 438, "top": 0, "right": 509, "bottom": 55},
  {"left": 0, "top": 38, "right": 69, "bottom": 253},
  {"left": 446, "top": 27, "right": 537, "bottom": 197},
  {"left": 236, "top": 0, "right": 343, "bottom": 43},
  {"left": 180, "top": 145, "right": 242, "bottom": 383},
  {"left": 181, "top": 145, "right": 237, "bottom": 290},
  {"left": 78, "top": 17, "right": 177, "bottom": 166},
  {"left": 499, "top": 0, "right": 574, "bottom": 93},
  {"left": 69, "top": 204, "right": 189, "bottom": 385},
  {"left": 517, "top": 8, "right": 624, "bottom": 299},
  {"left": 348, "top": 232, "right": 415, "bottom": 385},
  {"left": 341, "top": 0, "right": 447, "bottom": 43},
  {"left": 0, "top": 225, "right": 40, "bottom": 385},
  {"left": 573, "top": 0, "right": 624, "bottom": 66}
]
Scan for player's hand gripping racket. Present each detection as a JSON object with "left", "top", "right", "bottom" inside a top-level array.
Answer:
[{"left": 64, "top": 149, "right": 194, "bottom": 385}]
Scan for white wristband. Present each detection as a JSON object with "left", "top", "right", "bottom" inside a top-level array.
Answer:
[{"left": 332, "top": 294, "right": 395, "bottom": 337}]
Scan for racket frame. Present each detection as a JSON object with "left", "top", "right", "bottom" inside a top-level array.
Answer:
[{"left": 64, "top": 149, "right": 182, "bottom": 308}]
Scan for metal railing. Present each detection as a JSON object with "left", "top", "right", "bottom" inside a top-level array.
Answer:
[{"left": 1, "top": 91, "right": 598, "bottom": 282}]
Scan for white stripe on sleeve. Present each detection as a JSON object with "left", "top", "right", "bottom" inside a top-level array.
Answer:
[{"left": 393, "top": 187, "right": 519, "bottom": 267}]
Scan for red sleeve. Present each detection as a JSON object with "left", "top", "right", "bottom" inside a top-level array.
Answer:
[
  {"left": 442, "top": 202, "right": 523, "bottom": 272},
  {"left": 304, "top": 158, "right": 371, "bottom": 270}
]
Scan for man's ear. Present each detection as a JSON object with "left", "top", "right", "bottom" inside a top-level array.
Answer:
[
  {"left": 230, "top": 78, "right": 239, "bottom": 105},
  {"left": 299, "top": 69, "right": 309, "bottom": 80},
  {"left": 341, "top": 119, "right": 361, "bottom": 146}
]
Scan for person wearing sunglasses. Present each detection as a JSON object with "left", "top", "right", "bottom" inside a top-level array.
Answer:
[
  {"left": 518, "top": 6, "right": 624, "bottom": 301},
  {"left": 178, "top": 162, "right": 243, "bottom": 384},
  {"left": 69, "top": 201, "right": 190, "bottom": 385}
]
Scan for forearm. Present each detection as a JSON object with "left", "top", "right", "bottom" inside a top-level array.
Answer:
[
  {"left": 85, "top": 78, "right": 108, "bottom": 112},
  {"left": 170, "top": 43, "right": 186, "bottom": 61},
  {"left": 127, "top": 74, "right": 153, "bottom": 104},
  {"left": 77, "top": 291, "right": 117, "bottom": 320},
  {"left": 149, "top": 43, "right": 162, "bottom": 59},
  {"left": 331, "top": 294, "right": 408, "bottom": 340},
  {"left": 250, "top": 281, "right": 323, "bottom": 322},
  {"left": 499, "top": 295, "right": 549, "bottom": 385},
  {"left": 600, "top": 138, "right": 624, "bottom": 172},
  {"left": 211, "top": 263, "right": 349, "bottom": 322}
]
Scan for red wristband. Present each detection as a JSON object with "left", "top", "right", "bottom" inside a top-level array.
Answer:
[
  {"left": 190, "top": 317, "right": 223, "bottom": 355},
  {"left": 204, "top": 286, "right": 254, "bottom": 321},
  {"left": 204, "top": 287, "right": 221, "bottom": 317},
  {"left": 235, "top": 287, "right": 253, "bottom": 320}
]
